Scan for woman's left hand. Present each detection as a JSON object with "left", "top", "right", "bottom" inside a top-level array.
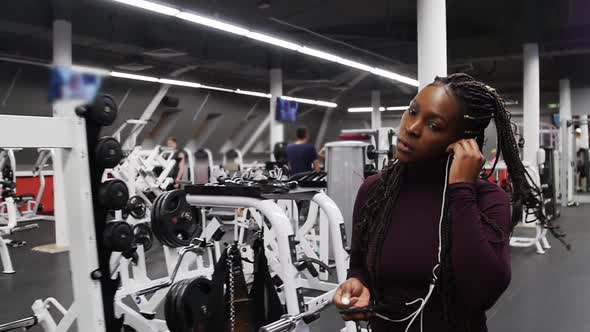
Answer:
[{"left": 446, "top": 139, "right": 485, "bottom": 184}]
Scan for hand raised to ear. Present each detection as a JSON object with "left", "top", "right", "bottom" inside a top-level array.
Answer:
[{"left": 446, "top": 139, "right": 485, "bottom": 184}]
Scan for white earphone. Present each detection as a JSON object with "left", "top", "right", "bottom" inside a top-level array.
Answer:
[{"left": 375, "top": 154, "right": 451, "bottom": 332}]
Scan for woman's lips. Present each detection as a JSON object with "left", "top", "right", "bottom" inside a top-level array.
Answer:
[{"left": 397, "top": 138, "right": 414, "bottom": 153}]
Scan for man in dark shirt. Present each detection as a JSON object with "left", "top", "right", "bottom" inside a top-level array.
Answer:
[{"left": 287, "top": 127, "right": 320, "bottom": 174}]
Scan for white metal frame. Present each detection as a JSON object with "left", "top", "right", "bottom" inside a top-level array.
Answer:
[
  {"left": 494, "top": 161, "right": 551, "bottom": 254},
  {"left": 0, "top": 110, "right": 105, "bottom": 331},
  {"left": 0, "top": 197, "right": 17, "bottom": 274}
]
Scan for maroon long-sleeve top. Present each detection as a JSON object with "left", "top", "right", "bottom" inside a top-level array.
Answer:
[{"left": 348, "top": 162, "right": 511, "bottom": 331}]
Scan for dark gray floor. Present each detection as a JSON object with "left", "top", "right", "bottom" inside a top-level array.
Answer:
[{"left": 1, "top": 205, "right": 589, "bottom": 331}]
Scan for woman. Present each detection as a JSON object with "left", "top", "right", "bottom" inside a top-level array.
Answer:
[{"left": 333, "top": 74, "right": 548, "bottom": 332}]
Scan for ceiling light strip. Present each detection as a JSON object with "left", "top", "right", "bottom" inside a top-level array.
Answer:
[
  {"left": 108, "top": 71, "right": 335, "bottom": 107},
  {"left": 109, "top": 0, "right": 418, "bottom": 87},
  {"left": 348, "top": 106, "right": 408, "bottom": 113},
  {"left": 112, "top": 0, "right": 180, "bottom": 16}
]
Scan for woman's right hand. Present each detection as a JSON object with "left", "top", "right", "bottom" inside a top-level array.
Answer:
[{"left": 333, "top": 278, "right": 372, "bottom": 321}]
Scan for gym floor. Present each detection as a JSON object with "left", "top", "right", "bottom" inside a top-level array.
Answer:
[{"left": 1, "top": 205, "right": 588, "bottom": 332}]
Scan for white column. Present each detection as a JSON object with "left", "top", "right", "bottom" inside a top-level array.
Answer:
[
  {"left": 417, "top": 0, "right": 447, "bottom": 90},
  {"left": 53, "top": 18, "right": 106, "bottom": 331},
  {"left": 559, "top": 79, "right": 573, "bottom": 206},
  {"left": 269, "top": 68, "right": 283, "bottom": 161},
  {"left": 371, "top": 90, "right": 381, "bottom": 130},
  {"left": 52, "top": 20, "right": 71, "bottom": 247},
  {"left": 523, "top": 43, "right": 541, "bottom": 167},
  {"left": 580, "top": 115, "right": 589, "bottom": 149}
]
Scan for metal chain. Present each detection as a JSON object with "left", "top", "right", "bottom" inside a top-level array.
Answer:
[{"left": 227, "top": 245, "right": 236, "bottom": 332}]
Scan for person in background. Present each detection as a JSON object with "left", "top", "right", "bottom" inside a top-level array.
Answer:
[
  {"left": 490, "top": 148, "right": 498, "bottom": 164},
  {"left": 166, "top": 136, "right": 187, "bottom": 189},
  {"left": 287, "top": 127, "right": 321, "bottom": 174}
]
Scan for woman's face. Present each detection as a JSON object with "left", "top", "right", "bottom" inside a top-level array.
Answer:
[{"left": 396, "top": 84, "right": 464, "bottom": 163}]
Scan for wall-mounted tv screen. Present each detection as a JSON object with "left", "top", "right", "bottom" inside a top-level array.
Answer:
[{"left": 276, "top": 97, "right": 298, "bottom": 123}]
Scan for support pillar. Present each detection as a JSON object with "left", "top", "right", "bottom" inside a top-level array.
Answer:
[
  {"left": 417, "top": 0, "right": 447, "bottom": 89},
  {"left": 269, "top": 68, "right": 283, "bottom": 160},
  {"left": 559, "top": 79, "right": 574, "bottom": 206},
  {"left": 523, "top": 43, "right": 541, "bottom": 167},
  {"left": 51, "top": 19, "right": 71, "bottom": 248},
  {"left": 51, "top": 1, "right": 107, "bottom": 328},
  {"left": 371, "top": 90, "right": 381, "bottom": 130}
]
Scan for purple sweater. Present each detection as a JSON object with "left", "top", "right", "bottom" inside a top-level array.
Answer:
[{"left": 348, "top": 163, "right": 511, "bottom": 331}]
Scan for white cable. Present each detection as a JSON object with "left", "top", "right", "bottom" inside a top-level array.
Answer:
[{"left": 376, "top": 155, "right": 452, "bottom": 332}]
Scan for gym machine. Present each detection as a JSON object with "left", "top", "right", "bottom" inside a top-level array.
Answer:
[
  {"left": 561, "top": 116, "right": 590, "bottom": 205},
  {"left": 539, "top": 124, "right": 561, "bottom": 220},
  {"left": 193, "top": 148, "right": 216, "bottom": 184},
  {"left": 0, "top": 196, "right": 39, "bottom": 273},
  {"left": 0, "top": 148, "right": 53, "bottom": 224},
  {"left": 486, "top": 160, "right": 552, "bottom": 254},
  {"left": 222, "top": 148, "right": 244, "bottom": 175},
  {"left": 339, "top": 127, "right": 396, "bottom": 172},
  {"left": 0, "top": 94, "right": 121, "bottom": 332}
]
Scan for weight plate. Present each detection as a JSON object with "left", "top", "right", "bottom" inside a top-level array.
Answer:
[
  {"left": 132, "top": 223, "right": 153, "bottom": 251},
  {"left": 152, "top": 190, "right": 201, "bottom": 247},
  {"left": 89, "top": 94, "right": 118, "bottom": 126},
  {"left": 103, "top": 221, "right": 134, "bottom": 252},
  {"left": 184, "top": 277, "right": 213, "bottom": 332},
  {"left": 175, "top": 279, "right": 192, "bottom": 332},
  {"left": 150, "top": 192, "right": 168, "bottom": 245},
  {"left": 99, "top": 179, "right": 129, "bottom": 211},
  {"left": 165, "top": 280, "right": 185, "bottom": 332},
  {"left": 172, "top": 279, "right": 192, "bottom": 332},
  {"left": 128, "top": 195, "right": 147, "bottom": 219},
  {"left": 95, "top": 137, "right": 123, "bottom": 169}
]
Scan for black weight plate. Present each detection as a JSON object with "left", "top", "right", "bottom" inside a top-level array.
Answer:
[
  {"left": 158, "top": 191, "right": 180, "bottom": 247},
  {"left": 103, "top": 221, "right": 134, "bottom": 252},
  {"left": 95, "top": 137, "right": 123, "bottom": 169},
  {"left": 175, "top": 279, "right": 192, "bottom": 332},
  {"left": 165, "top": 280, "right": 185, "bottom": 332},
  {"left": 150, "top": 192, "right": 168, "bottom": 245},
  {"left": 128, "top": 195, "right": 147, "bottom": 219},
  {"left": 89, "top": 94, "right": 118, "bottom": 126},
  {"left": 158, "top": 191, "right": 181, "bottom": 247},
  {"left": 132, "top": 223, "right": 153, "bottom": 251},
  {"left": 172, "top": 279, "right": 192, "bottom": 332},
  {"left": 184, "top": 277, "right": 213, "bottom": 332},
  {"left": 158, "top": 190, "right": 200, "bottom": 247},
  {"left": 99, "top": 179, "right": 129, "bottom": 211}
]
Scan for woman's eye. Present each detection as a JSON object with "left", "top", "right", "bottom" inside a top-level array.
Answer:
[
  {"left": 428, "top": 123, "right": 439, "bottom": 131},
  {"left": 408, "top": 108, "right": 416, "bottom": 115}
]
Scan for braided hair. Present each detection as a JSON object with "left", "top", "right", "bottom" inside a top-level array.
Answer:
[{"left": 357, "top": 73, "right": 568, "bottom": 330}]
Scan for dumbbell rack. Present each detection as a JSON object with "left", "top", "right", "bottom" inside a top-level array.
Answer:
[{"left": 112, "top": 215, "right": 222, "bottom": 332}]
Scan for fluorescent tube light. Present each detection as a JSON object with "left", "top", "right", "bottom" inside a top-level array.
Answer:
[
  {"left": 337, "top": 58, "right": 374, "bottom": 72},
  {"left": 159, "top": 78, "right": 202, "bottom": 88},
  {"left": 110, "top": 71, "right": 159, "bottom": 82},
  {"left": 245, "top": 32, "right": 302, "bottom": 51},
  {"left": 112, "top": 0, "right": 180, "bottom": 16},
  {"left": 235, "top": 89, "right": 272, "bottom": 98},
  {"left": 71, "top": 65, "right": 110, "bottom": 76},
  {"left": 348, "top": 106, "right": 408, "bottom": 113},
  {"left": 108, "top": 0, "right": 419, "bottom": 87},
  {"left": 199, "top": 84, "right": 235, "bottom": 93},
  {"left": 109, "top": 71, "right": 336, "bottom": 108},
  {"left": 385, "top": 106, "right": 407, "bottom": 111},
  {"left": 313, "top": 100, "right": 338, "bottom": 108},
  {"left": 298, "top": 47, "right": 342, "bottom": 62},
  {"left": 282, "top": 96, "right": 337, "bottom": 108},
  {"left": 176, "top": 12, "right": 250, "bottom": 36},
  {"left": 370, "top": 68, "right": 419, "bottom": 87}
]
